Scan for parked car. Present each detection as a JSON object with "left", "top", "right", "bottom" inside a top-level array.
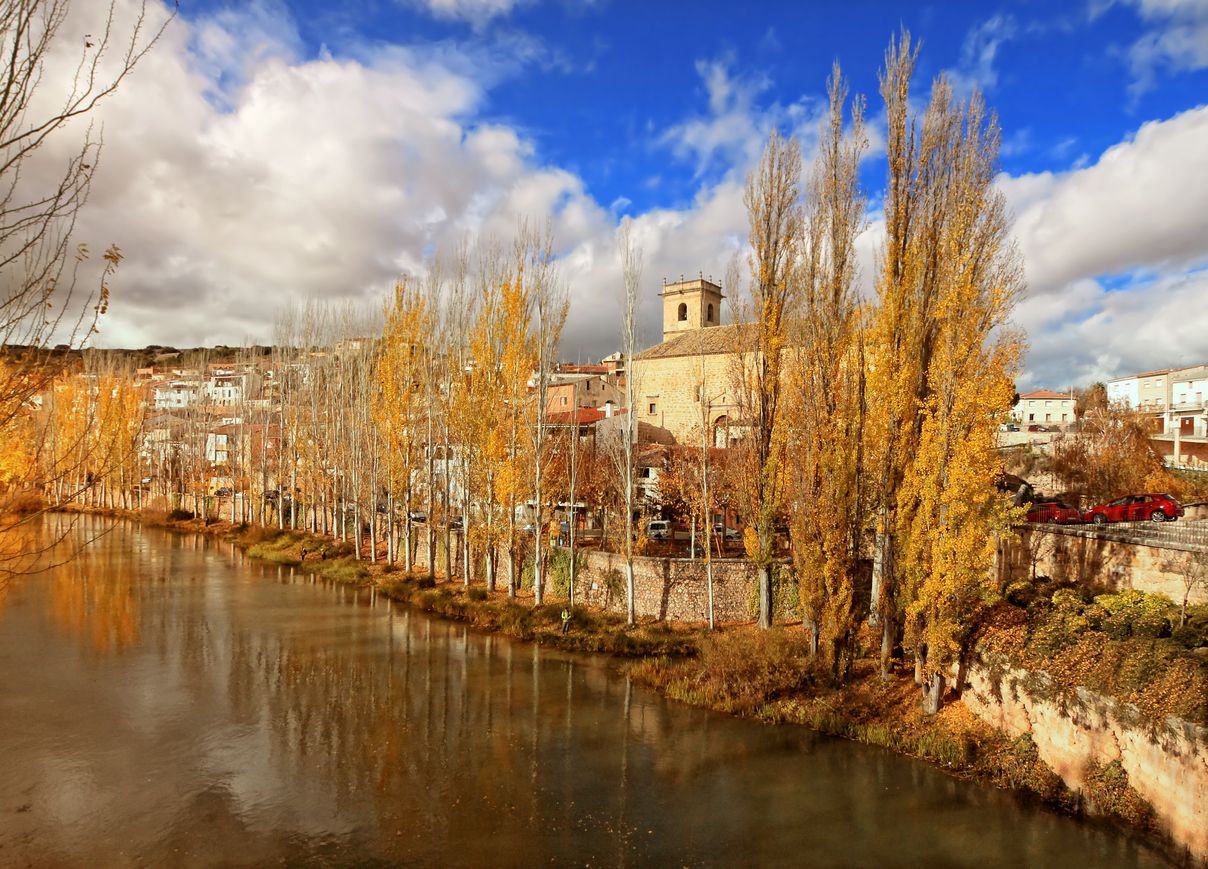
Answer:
[
  {"left": 647, "top": 519, "right": 671, "bottom": 540},
  {"left": 1026, "top": 424, "right": 1053, "bottom": 433},
  {"left": 449, "top": 517, "right": 464, "bottom": 531},
  {"left": 1026, "top": 500, "right": 1083, "bottom": 525},
  {"left": 1083, "top": 493, "right": 1184, "bottom": 525},
  {"left": 214, "top": 487, "right": 232, "bottom": 497},
  {"left": 998, "top": 423, "right": 1019, "bottom": 432},
  {"left": 408, "top": 511, "right": 428, "bottom": 524},
  {"left": 713, "top": 523, "right": 742, "bottom": 541}
]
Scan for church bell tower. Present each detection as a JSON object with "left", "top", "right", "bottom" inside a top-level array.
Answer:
[{"left": 659, "top": 276, "right": 724, "bottom": 343}]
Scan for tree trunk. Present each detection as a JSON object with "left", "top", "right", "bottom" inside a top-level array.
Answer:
[
  {"left": 758, "top": 562, "right": 774, "bottom": 629},
  {"left": 880, "top": 610, "right": 896, "bottom": 681},
  {"left": 625, "top": 558, "right": 636, "bottom": 625},
  {"left": 921, "top": 671, "right": 945, "bottom": 715}
]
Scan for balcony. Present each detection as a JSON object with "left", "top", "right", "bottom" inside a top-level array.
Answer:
[{"left": 1152, "top": 431, "right": 1207, "bottom": 442}]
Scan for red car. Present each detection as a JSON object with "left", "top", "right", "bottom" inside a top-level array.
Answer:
[
  {"left": 1083, "top": 493, "right": 1184, "bottom": 525},
  {"left": 1026, "top": 500, "right": 1083, "bottom": 524}
]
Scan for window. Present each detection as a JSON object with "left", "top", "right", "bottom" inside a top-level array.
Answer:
[
  {"left": 560, "top": 396, "right": 568, "bottom": 406},
  {"left": 648, "top": 402, "right": 657, "bottom": 415},
  {"left": 707, "top": 303, "right": 714, "bottom": 322},
  {"left": 1045, "top": 413, "right": 1052, "bottom": 422},
  {"left": 1028, "top": 413, "right": 1034, "bottom": 421},
  {"left": 677, "top": 303, "right": 687, "bottom": 321},
  {"left": 1061, "top": 413, "right": 1068, "bottom": 421}
]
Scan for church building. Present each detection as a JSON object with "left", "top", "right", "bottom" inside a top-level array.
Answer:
[{"left": 631, "top": 276, "right": 754, "bottom": 447}]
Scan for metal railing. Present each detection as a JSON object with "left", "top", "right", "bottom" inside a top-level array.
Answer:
[{"left": 1028, "top": 519, "right": 1208, "bottom": 553}]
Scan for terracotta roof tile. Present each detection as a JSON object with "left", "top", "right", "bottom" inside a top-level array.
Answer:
[
  {"left": 1020, "top": 389, "right": 1073, "bottom": 400},
  {"left": 634, "top": 324, "right": 757, "bottom": 361}
]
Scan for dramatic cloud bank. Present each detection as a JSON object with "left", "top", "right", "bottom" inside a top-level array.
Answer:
[
  {"left": 32, "top": 1, "right": 1208, "bottom": 387},
  {"left": 1004, "top": 105, "right": 1208, "bottom": 386}
]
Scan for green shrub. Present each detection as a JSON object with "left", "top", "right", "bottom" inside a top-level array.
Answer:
[
  {"left": 1028, "top": 589, "right": 1093, "bottom": 657},
  {"left": 1171, "top": 605, "right": 1208, "bottom": 648},
  {"left": 547, "top": 547, "right": 584, "bottom": 598},
  {"left": 1093, "top": 590, "right": 1175, "bottom": 641}
]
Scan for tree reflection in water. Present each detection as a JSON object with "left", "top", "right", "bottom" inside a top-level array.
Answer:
[{"left": 0, "top": 516, "right": 1175, "bottom": 869}]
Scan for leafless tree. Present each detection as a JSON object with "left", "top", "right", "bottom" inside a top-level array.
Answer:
[
  {"left": 612, "top": 221, "right": 643, "bottom": 625},
  {"left": 740, "top": 129, "right": 803, "bottom": 629}
]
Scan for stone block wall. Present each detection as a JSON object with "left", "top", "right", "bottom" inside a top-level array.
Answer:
[
  {"left": 962, "top": 653, "right": 1208, "bottom": 863},
  {"left": 569, "top": 550, "right": 762, "bottom": 623},
  {"left": 998, "top": 527, "right": 1207, "bottom": 605},
  {"left": 407, "top": 530, "right": 767, "bottom": 623}
]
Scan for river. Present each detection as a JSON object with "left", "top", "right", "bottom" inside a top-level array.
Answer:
[{"left": 0, "top": 517, "right": 1173, "bottom": 867}]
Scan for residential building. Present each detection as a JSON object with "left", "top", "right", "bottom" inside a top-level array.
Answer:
[
  {"left": 1101, "top": 363, "right": 1208, "bottom": 467},
  {"left": 544, "top": 366, "right": 623, "bottom": 415},
  {"left": 1104, "top": 373, "right": 1140, "bottom": 408},
  {"left": 153, "top": 379, "right": 202, "bottom": 409},
  {"left": 1011, "top": 389, "right": 1075, "bottom": 427}
]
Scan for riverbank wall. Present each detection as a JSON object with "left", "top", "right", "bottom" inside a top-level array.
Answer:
[
  {"left": 409, "top": 533, "right": 781, "bottom": 624},
  {"left": 962, "top": 651, "right": 1208, "bottom": 863}
]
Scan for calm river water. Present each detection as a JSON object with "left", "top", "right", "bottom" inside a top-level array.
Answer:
[{"left": 0, "top": 517, "right": 1173, "bottom": 867}]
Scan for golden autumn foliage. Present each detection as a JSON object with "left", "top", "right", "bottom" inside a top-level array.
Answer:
[
  {"left": 867, "top": 32, "right": 1025, "bottom": 704},
  {"left": 1050, "top": 404, "right": 1176, "bottom": 503},
  {"left": 375, "top": 279, "right": 432, "bottom": 518},
  {"left": 783, "top": 63, "right": 870, "bottom": 680}
]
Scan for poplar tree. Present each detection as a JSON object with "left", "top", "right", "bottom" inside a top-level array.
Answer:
[
  {"left": 741, "top": 130, "right": 802, "bottom": 629},
  {"left": 376, "top": 280, "right": 431, "bottom": 571},
  {"left": 787, "top": 63, "right": 869, "bottom": 679},
  {"left": 868, "top": 32, "right": 1024, "bottom": 710}
]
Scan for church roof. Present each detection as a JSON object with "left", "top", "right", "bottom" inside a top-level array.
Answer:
[{"left": 634, "top": 324, "right": 757, "bottom": 361}]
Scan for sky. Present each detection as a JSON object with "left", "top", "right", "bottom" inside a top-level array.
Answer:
[{"left": 33, "top": 0, "right": 1208, "bottom": 388}]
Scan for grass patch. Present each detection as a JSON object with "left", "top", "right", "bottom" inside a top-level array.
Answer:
[
  {"left": 630, "top": 628, "right": 811, "bottom": 714},
  {"left": 313, "top": 557, "right": 370, "bottom": 585}
]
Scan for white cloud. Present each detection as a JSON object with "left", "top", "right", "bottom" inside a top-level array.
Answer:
[
  {"left": 1001, "top": 104, "right": 1208, "bottom": 385},
  {"left": 659, "top": 57, "right": 827, "bottom": 180},
  {"left": 946, "top": 14, "right": 1018, "bottom": 95},
  {"left": 414, "top": 0, "right": 532, "bottom": 28},
  {"left": 1002, "top": 105, "right": 1208, "bottom": 295},
  {"left": 1120, "top": 0, "right": 1208, "bottom": 94},
  {"left": 30, "top": 0, "right": 1208, "bottom": 394}
]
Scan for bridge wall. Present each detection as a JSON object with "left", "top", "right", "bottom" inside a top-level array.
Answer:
[{"left": 999, "top": 525, "right": 1208, "bottom": 605}]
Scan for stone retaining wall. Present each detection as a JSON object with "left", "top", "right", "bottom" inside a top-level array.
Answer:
[
  {"left": 962, "top": 653, "right": 1208, "bottom": 863},
  {"left": 998, "top": 527, "right": 1207, "bottom": 605},
  {"left": 408, "top": 531, "right": 769, "bottom": 623}
]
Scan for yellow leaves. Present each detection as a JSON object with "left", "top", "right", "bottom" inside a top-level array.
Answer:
[{"left": 742, "top": 525, "right": 760, "bottom": 560}]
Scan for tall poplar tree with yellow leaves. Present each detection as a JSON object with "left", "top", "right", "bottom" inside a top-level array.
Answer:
[
  {"left": 786, "top": 63, "right": 870, "bottom": 681},
  {"left": 376, "top": 280, "right": 432, "bottom": 572},
  {"left": 868, "top": 32, "right": 1024, "bottom": 711}
]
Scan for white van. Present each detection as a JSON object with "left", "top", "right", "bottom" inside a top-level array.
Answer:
[{"left": 646, "top": 519, "right": 671, "bottom": 540}]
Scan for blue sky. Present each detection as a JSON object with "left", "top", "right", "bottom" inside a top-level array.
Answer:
[{"left": 58, "top": 0, "right": 1208, "bottom": 387}]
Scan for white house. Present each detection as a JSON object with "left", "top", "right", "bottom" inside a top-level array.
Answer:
[
  {"left": 1012, "top": 389, "right": 1075, "bottom": 427},
  {"left": 1105, "top": 375, "right": 1140, "bottom": 408},
  {"left": 154, "top": 379, "right": 202, "bottom": 410}
]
